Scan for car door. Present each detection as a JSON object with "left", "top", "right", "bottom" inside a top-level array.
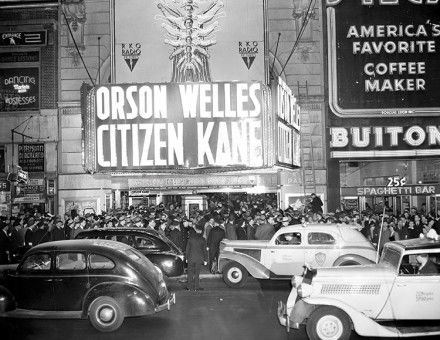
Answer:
[
  {"left": 388, "top": 250, "right": 440, "bottom": 320},
  {"left": 51, "top": 251, "right": 89, "bottom": 311},
  {"left": 7, "top": 252, "right": 54, "bottom": 310},
  {"left": 260, "top": 230, "right": 305, "bottom": 276},
  {"left": 304, "top": 231, "right": 339, "bottom": 268}
]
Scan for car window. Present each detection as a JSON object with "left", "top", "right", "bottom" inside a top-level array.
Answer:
[
  {"left": 89, "top": 254, "right": 115, "bottom": 270},
  {"left": 276, "top": 232, "right": 301, "bottom": 245},
  {"left": 308, "top": 232, "right": 335, "bottom": 245},
  {"left": 134, "top": 236, "right": 158, "bottom": 249},
  {"left": 399, "top": 252, "right": 440, "bottom": 276},
  {"left": 56, "top": 253, "right": 86, "bottom": 271},
  {"left": 21, "top": 253, "right": 51, "bottom": 271},
  {"left": 116, "top": 235, "right": 136, "bottom": 247}
]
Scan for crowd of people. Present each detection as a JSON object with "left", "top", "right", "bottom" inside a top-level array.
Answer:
[{"left": 1, "top": 193, "right": 440, "bottom": 268}]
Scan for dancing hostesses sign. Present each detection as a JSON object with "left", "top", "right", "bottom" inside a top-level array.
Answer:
[{"left": 83, "top": 81, "right": 267, "bottom": 172}]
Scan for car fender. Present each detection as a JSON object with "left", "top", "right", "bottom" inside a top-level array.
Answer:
[
  {"left": 82, "top": 282, "right": 155, "bottom": 318},
  {"left": 303, "top": 297, "right": 398, "bottom": 337},
  {"left": 333, "top": 254, "right": 375, "bottom": 266},
  {"left": 0, "top": 285, "right": 15, "bottom": 313},
  {"left": 218, "top": 251, "right": 270, "bottom": 279}
]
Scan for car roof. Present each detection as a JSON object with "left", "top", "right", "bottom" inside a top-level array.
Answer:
[
  {"left": 28, "top": 239, "right": 132, "bottom": 254},
  {"left": 389, "top": 238, "right": 440, "bottom": 251},
  {"left": 282, "top": 223, "right": 350, "bottom": 232},
  {"left": 77, "top": 227, "right": 159, "bottom": 236}
]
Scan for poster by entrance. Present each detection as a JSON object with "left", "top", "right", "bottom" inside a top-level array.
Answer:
[
  {"left": 84, "top": 81, "right": 269, "bottom": 172},
  {"left": 112, "top": 0, "right": 267, "bottom": 84}
]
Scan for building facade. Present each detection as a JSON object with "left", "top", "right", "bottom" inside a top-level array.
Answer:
[{"left": 0, "top": 0, "right": 326, "bottom": 217}]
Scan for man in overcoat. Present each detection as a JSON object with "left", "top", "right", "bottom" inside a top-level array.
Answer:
[{"left": 185, "top": 225, "right": 208, "bottom": 291}]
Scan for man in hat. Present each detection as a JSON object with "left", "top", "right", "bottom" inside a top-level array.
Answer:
[
  {"left": 168, "top": 219, "right": 184, "bottom": 251},
  {"left": 207, "top": 217, "right": 225, "bottom": 273},
  {"left": 51, "top": 219, "right": 66, "bottom": 241},
  {"left": 0, "top": 221, "right": 12, "bottom": 264},
  {"left": 255, "top": 215, "right": 276, "bottom": 240},
  {"left": 185, "top": 225, "right": 208, "bottom": 291},
  {"left": 224, "top": 214, "right": 237, "bottom": 240}
]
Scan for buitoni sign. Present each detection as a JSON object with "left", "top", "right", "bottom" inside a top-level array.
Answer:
[
  {"left": 326, "top": 0, "right": 440, "bottom": 117},
  {"left": 84, "top": 82, "right": 267, "bottom": 172}
]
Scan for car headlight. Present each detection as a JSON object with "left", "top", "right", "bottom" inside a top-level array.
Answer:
[
  {"left": 297, "top": 283, "right": 313, "bottom": 298},
  {"left": 154, "top": 265, "right": 164, "bottom": 281},
  {"left": 291, "top": 275, "right": 303, "bottom": 288}
]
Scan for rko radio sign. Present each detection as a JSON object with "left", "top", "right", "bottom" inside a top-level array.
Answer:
[
  {"left": 326, "top": 0, "right": 440, "bottom": 117},
  {"left": 84, "top": 82, "right": 267, "bottom": 172}
]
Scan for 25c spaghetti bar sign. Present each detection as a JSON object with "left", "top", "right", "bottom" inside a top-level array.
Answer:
[
  {"left": 85, "top": 82, "right": 264, "bottom": 172},
  {"left": 326, "top": 0, "right": 440, "bottom": 117}
]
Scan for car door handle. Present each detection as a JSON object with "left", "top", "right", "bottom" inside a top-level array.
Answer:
[{"left": 44, "top": 278, "right": 53, "bottom": 282}]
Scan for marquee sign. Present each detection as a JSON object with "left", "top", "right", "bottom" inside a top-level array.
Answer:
[
  {"left": 83, "top": 81, "right": 269, "bottom": 172},
  {"left": 330, "top": 124, "right": 440, "bottom": 158},
  {"left": 341, "top": 184, "right": 439, "bottom": 197},
  {"left": 326, "top": 0, "right": 440, "bottom": 117}
]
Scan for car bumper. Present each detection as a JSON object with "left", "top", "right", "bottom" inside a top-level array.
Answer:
[{"left": 154, "top": 292, "right": 176, "bottom": 313}]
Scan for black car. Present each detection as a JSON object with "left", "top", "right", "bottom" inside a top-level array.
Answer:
[
  {"left": 75, "top": 228, "right": 185, "bottom": 277},
  {"left": 0, "top": 239, "right": 175, "bottom": 332}
]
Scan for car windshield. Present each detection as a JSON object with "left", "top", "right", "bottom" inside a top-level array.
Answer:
[{"left": 379, "top": 246, "right": 401, "bottom": 269}]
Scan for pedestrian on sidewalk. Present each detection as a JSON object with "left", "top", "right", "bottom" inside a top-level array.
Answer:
[{"left": 185, "top": 225, "right": 208, "bottom": 291}]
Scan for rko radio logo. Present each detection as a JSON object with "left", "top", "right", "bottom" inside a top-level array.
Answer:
[
  {"left": 122, "top": 42, "right": 141, "bottom": 72},
  {"left": 239, "top": 41, "right": 258, "bottom": 70}
]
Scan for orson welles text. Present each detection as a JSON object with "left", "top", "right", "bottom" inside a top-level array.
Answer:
[{"left": 94, "top": 82, "right": 264, "bottom": 169}]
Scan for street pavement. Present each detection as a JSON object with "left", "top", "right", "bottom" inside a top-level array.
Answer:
[{"left": 0, "top": 270, "right": 438, "bottom": 340}]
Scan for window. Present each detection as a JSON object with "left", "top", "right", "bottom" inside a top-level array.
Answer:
[
  {"left": 399, "top": 252, "right": 440, "bottom": 276},
  {"left": 276, "top": 232, "right": 301, "bottom": 245},
  {"left": 308, "top": 232, "right": 335, "bottom": 245},
  {"left": 89, "top": 254, "right": 115, "bottom": 270},
  {"left": 56, "top": 253, "right": 86, "bottom": 271},
  {"left": 21, "top": 253, "right": 51, "bottom": 271},
  {"left": 134, "top": 236, "right": 156, "bottom": 249}
]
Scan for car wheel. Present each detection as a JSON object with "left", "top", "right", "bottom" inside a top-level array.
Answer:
[
  {"left": 88, "top": 296, "right": 124, "bottom": 332},
  {"left": 306, "top": 306, "right": 351, "bottom": 340},
  {"left": 222, "top": 262, "right": 248, "bottom": 288}
]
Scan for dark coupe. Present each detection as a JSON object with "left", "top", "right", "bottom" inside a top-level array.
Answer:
[
  {"left": 0, "top": 239, "right": 176, "bottom": 332},
  {"left": 75, "top": 228, "right": 185, "bottom": 277}
]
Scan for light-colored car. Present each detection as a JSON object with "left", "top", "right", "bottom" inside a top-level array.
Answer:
[
  {"left": 278, "top": 237, "right": 440, "bottom": 340},
  {"left": 218, "top": 223, "right": 376, "bottom": 287}
]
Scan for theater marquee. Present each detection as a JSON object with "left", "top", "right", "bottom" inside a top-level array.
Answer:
[
  {"left": 83, "top": 82, "right": 272, "bottom": 172},
  {"left": 326, "top": 0, "right": 440, "bottom": 117}
]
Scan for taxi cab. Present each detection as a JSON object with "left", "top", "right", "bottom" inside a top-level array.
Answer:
[
  {"left": 278, "top": 235, "right": 440, "bottom": 340},
  {"left": 0, "top": 240, "right": 176, "bottom": 332},
  {"left": 219, "top": 223, "right": 376, "bottom": 287}
]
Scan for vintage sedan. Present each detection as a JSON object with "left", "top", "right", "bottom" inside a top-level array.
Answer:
[
  {"left": 75, "top": 228, "right": 185, "bottom": 277},
  {"left": 0, "top": 239, "right": 176, "bottom": 332},
  {"left": 219, "top": 223, "right": 376, "bottom": 287},
  {"left": 278, "top": 237, "right": 440, "bottom": 340}
]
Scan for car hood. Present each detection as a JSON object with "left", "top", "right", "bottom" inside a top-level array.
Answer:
[
  {"left": 221, "top": 239, "right": 270, "bottom": 248},
  {"left": 313, "top": 263, "right": 396, "bottom": 281}
]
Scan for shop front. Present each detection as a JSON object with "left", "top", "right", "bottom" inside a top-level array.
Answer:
[{"left": 324, "top": 0, "right": 440, "bottom": 212}]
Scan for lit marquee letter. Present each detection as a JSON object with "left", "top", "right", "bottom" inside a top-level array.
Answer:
[
  {"left": 330, "top": 128, "right": 348, "bottom": 148},
  {"left": 351, "top": 127, "right": 371, "bottom": 147},
  {"left": 385, "top": 127, "right": 403, "bottom": 147},
  {"left": 374, "top": 127, "right": 383, "bottom": 147},
  {"left": 427, "top": 126, "right": 440, "bottom": 145},
  {"left": 96, "top": 87, "right": 110, "bottom": 120},
  {"left": 97, "top": 125, "right": 110, "bottom": 167},
  {"left": 405, "top": 126, "right": 425, "bottom": 146}
]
